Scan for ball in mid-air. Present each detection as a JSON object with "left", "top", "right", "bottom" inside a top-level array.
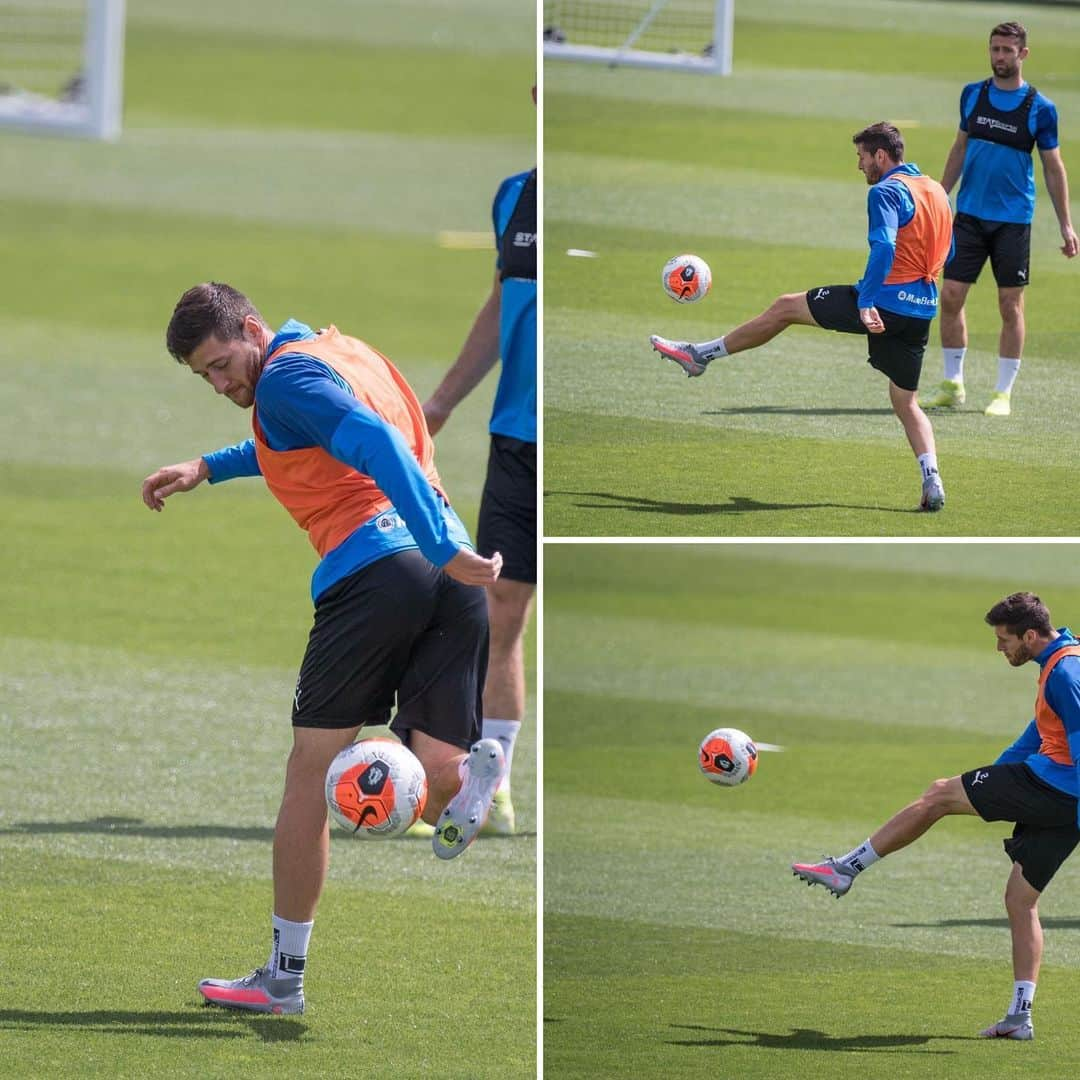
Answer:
[
  {"left": 698, "top": 727, "right": 758, "bottom": 786},
  {"left": 326, "top": 738, "right": 428, "bottom": 837},
  {"left": 662, "top": 253, "right": 712, "bottom": 303}
]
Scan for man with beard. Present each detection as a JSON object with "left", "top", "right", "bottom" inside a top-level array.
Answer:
[
  {"left": 924, "top": 21, "right": 1077, "bottom": 416},
  {"left": 650, "top": 121, "right": 953, "bottom": 511},
  {"left": 793, "top": 592, "right": 1080, "bottom": 1042}
]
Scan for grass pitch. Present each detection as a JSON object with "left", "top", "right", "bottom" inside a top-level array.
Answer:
[
  {"left": 0, "top": 2, "right": 535, "bottom": 1075},
  {"left": 543, "top": 0, "right": 1080, "bottom": 535},
  {"left": 544, "top": 544, "right": 1080, "bottom": 1078}
]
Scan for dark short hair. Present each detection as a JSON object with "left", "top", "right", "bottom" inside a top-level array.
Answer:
[
  {"left": 985, "top": 592, "right": 1053, "bottom": 637},
  {"left": 852, "top": 122, "right": 904, "bottom": 163},
  {"left": 166, "top": 282, "right": 265, "bottom": 362},
  {"left": 990, "top": 21, "right": 1027, "bottom": 49}
]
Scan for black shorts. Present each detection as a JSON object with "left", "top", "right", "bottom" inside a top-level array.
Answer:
[
  {"left": 962, "top": 763, "right": 1080, "bottom": 892},
  {"left": 806, "top": 284, "right": 930, "bottom": 392},
  {"left": 476, "top": 435, "right": 536, "bottom": 584},
  {"left": 291, "top": 549, "right": 487, "bottom": 750},
  {"left": 944, "top": 212, "right": 1031, "bottom": 288}
]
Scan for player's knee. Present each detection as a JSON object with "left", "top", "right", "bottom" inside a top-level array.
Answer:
[
  {"left": 999, "top": 297, "right": 1024, "bottom": 323},
  {"left": 940, "top": 286, "right": 965, "bottom": 314},
  {"left": 921, "top": 777, "right": 954, "bottom": 811},
  {"left": 770, "top": 293, "right": 803, "bottom": 324},
  {"left": 1005, "top": 872, "right": 1039, "bottom": 913}
]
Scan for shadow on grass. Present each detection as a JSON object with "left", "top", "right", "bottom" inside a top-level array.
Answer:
[
  {"left": 893, "top": 916, "right": 1080, "bottom": 930},
  {"left": 0, "top": 815, "right": 537, "bottom": 843},
  {"left": 704, "top": 406, "right": 896, "bottom": 417},
  {"left": 0, "top": 816, "right": 273, "bottom": 842},
  {"left": 666, "top": 1023, "right": 978, "bottom": 1054},
  {"left": 544, "top": 490, "right": 917, "bottom": 516},
  {"left": 0, "top": 1009, "right": 306, "bottom": 1043}
]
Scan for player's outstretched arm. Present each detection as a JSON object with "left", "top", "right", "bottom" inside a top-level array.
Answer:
[
  {"left": 141, "top": 456, "right": 210, "bottom": 511},
  {"left": 442, "top": 548, "right": 503, "bottom": 587}
]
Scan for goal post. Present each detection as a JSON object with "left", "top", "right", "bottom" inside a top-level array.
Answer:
[
  {"left": 0, "top": 0, "right": 126, "bottom": 140},
  {"left": 543, "top": 0, "right": 733, "bottom": 75}
]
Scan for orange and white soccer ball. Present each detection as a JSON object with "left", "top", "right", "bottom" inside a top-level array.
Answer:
[
  {"left": 661, "top": 253, "right": 712, "bottom": 303},
  {"left": 698, "top": 727, "right": 758, "bottom": 786},
  {"left": 326, "top": 738, "right": 428, "bottom": 837}
]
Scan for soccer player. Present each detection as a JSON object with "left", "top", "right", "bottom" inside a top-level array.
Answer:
[
  {"left": 422, "top": 102, "right": 536, "bottom": 835},
  {"left": 141, "top": 283, "right": 506, "bottom": 1014},
  {"left": 651, "top": 122, "right": 953, "bottom": 512},
  {"left": 792, "top": 592, "right": 1080, "bottom": 1041},
  {"left": 925, "top": 21, "right": 1077, "bottom": 416}
]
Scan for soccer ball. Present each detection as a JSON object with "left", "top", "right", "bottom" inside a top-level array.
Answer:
[
  {"left": 325, "top": 738, "right": 428, "bottom": 838},
  {"left": 662, "top": 253, "right": 712, "bottom": 303},
  {"left": 698, "top": 727, "right": 758, "bottom": 786}
]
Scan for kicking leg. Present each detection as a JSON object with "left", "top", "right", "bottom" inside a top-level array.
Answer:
[
  {"left": 410, "top": 729, "right": 505, "bottom": 860},
  {"left": 792, "top": 776, "right": 977, "bottom": 897},
  {"left": 650, "top": 291, "right": 816, "bottom": 376}
]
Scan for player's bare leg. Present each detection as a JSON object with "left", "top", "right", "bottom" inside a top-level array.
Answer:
[
  {"left": 926, "top": 279, "right": 970, "bottom": 407},
  {"left": 980, "top": 863, "right": 1040, "bottom": 1039},
  {"left": 273, "top": 725, "right": 362, "bottom": 920},
  {"left": 651, "top": 291, "right": 816, "bottom": 376},
  {"left": 889, "top": 382, "right": 945, "bottom": 511},
  {"left": 482, "top": 578, "right": 535, "bottom": 834},
  {"left": 986, "top": 286, "right": 1025, "bottom": 416},
  {"left": 409, "top": 729, "right": 469, "bottom": 824},
  {"left": 199, "top": 723, "right": 361, "bottom": 1015},
  {"left": 793, "top": 776, "right": 976, "bottom": 898},
  {"left": 721, "top": 291, "right": 818, "bottom": 354}
]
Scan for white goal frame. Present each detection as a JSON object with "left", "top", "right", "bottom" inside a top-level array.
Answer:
[
  {"left": 0, "top": 0, "right": 126, "bottom": 140},
  {"left": 544, "top": 0, "right": 733, "bottom": 75}
]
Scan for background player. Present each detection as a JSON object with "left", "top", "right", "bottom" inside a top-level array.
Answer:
[
  {"left": 423, "top": 94, "right": 536, "bottom": 834},
  {"left": 925, "top": 21, "right": 1077, "bottom": 416}
]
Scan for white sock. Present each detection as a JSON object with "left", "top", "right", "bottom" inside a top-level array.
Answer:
[
  {"left": 917, "top": 453, "right": 939, "bottom": 481},
  {"left": 269, "top": 914, "right": 313, "bottom": 981},
  {"left": 697, "top": 335, "right": 729, "bottom": 360},
  {"left": 1010, "top": 980, "right": 1036, "bottom": 1016},
  {"left": 943, "top": 347, "right": 966, "bottom": 383},
  {"left": 996, "top": 357, "right": 1021, "bottom": 395},
  {"left": 837, "top": 839, "right": 880, "bottom": 875},
  {"left": 483, "top": 718, "right": 520, "bottom": 794}
]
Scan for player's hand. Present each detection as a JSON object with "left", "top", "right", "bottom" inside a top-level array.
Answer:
[
  {"left": 422, "top": 398, "right": 451, "bottom": 436},
  {"left": 141, "top": 457, "right": 209, "bottom": 511},
  {"left": 1060, "top": 225, "right": 1079, "bottom": 259},
  {"left": 859, "top": 306, "right": 886, "bottom": 334},
  {"left": 442, "top": 548, "right": 503, "bottom": 586}
]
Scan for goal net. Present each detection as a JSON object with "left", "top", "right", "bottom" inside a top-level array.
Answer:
[
  {"left": 0, "top": 0, "right": 125, "bottom": 140},
  {"left": 543, "top": 0, "right": 732, "bottom": 75}
]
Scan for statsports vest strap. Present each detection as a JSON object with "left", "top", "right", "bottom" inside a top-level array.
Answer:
[
  {"left": 968, "top": 79, "right": 1038, "bottom": 154},
  {"left": 883, "top": 173, "right": 953, "bottom": 286},
  {"left": 1034, "top": 644, "right": 1080, "bottom": 765},
  {"left": 252, "top": 327, "right": 443, "bottom": 557}
]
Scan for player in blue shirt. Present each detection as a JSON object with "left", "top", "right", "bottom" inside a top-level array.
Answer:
[
  {"left": 793, "top": 592, "right": 1080, "bottom": 1041},
  {"left": 423, "top": 100, "right": 536, "bottom": 834},
  {"left": 925, "top": 22, "right": 1077, "bottom": 416}
]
